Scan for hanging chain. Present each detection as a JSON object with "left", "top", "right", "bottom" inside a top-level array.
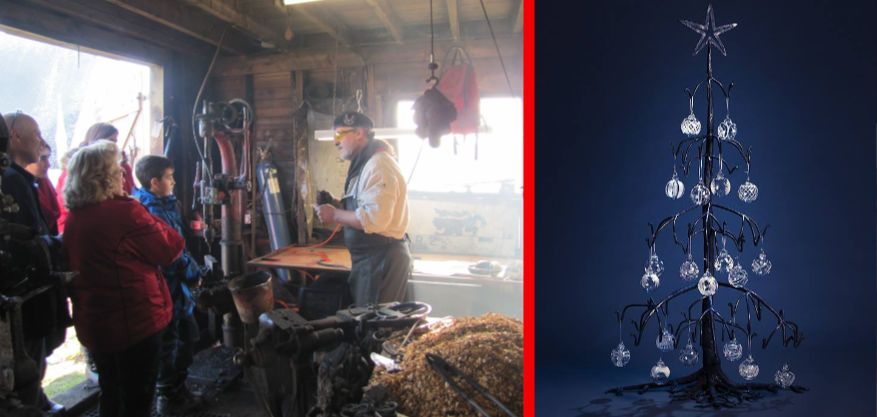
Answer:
[{"left": 427, "top": 0, "right": 438, "bottom": 84}]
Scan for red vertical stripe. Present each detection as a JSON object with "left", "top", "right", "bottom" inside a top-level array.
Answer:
[{"left": 523, "top": 0, "right": 535, "bottom": 415}]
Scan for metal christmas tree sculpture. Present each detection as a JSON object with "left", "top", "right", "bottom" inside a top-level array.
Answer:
[{"left": 608, "top": 5, "right": 806, "bottom": 408}]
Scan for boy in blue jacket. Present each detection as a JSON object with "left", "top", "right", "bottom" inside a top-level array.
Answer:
[{"left": 134, "top": 155, "right": 205, "bottom": 415}]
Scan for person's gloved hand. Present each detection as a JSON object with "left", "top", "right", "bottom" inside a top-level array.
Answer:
[{"left": 317, "top": 190, "right": 340, "bottom": 208}]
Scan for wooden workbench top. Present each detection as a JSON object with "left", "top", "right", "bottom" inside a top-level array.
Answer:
[{"left": 248, "top": 245, "right": 522, "bottom": 282}]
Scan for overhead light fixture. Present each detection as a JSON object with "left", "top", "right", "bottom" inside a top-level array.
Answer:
[{"left": 283, "top": 0, "right": 321, "bottom": 5}]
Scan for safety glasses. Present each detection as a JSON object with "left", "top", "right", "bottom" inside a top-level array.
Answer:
[{"left": 333, "top": 128, "right": 356, "bottom": 143}]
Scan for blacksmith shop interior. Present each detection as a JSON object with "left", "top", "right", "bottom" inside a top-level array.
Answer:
[{"left": 0, "top": 0, "right": 524, "bottom": 416}]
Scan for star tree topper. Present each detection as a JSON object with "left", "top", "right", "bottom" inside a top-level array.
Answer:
[{"left": 680, "top": 4, "right": 738, "bottom": 56}]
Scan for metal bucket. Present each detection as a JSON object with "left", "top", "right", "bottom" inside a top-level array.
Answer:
[{"left": 228, "top": 271, "right": 274, "bottom": 324}]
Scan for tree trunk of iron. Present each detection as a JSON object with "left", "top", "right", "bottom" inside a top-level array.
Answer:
[{"left": 700, "top": 43, "right": 724, "bottom": 379}]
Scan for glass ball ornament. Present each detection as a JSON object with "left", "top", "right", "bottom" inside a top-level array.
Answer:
[
  {"left": 728, "top": 263, "right": 749, "bottom": 288},
  {"left": 650, "top": 359, "right": 671, "bottom": 385},
  {"left": 751, "top": 248, "right": 772, "bottom": 276},
  {"left": 774, "top": 363, "right": 796, "bottom": 388},
  {"left": 697, "top": 272, "right": 718, "bottom": 296},
  {"left": 710, "top": 173, "right": 731, "bottom": 197},
  {"left": 641, "top": 269, "right": 660, "bottom": 292},
  {"left": 723, "top": 338, "right": 743, "bottom": 362},
  {"left": 678, "top": 341, "right": 699, "bottom": 366},
  {"left": 665, "top": 173, "right": 685, "bottom": 199},
  {"left": 647, "top": 254, "right": 665, "bottom": 277},
  {"left": 679, "top": 254, "right": 700, "bottom": 281},
  {"left": 714, "top": 248, "right": 734, "bottom": 273},
  {"left": 690, "top": 181, "right": 710, "bottom": 205},
  {"left": 610, "top": 342, "right": 631, "bottom": 368},
  {"left": 738, "top": 180, "right": 759, "bottom": 203},
  {"left": 681, "top": 113, "right": 701, "bottom": 136},
  {"left": 738, "top": 355, "right": 760, "bottom": 381},
  {"left": 656, "top": 328, "right": 675, "bottom": 352},
  {"left": 717, "top": 115, "right": 737, "bottom": 141}
]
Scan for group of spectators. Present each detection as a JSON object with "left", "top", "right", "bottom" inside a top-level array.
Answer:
[
  {"left": 1, "top": 112, "right": 204, "bottom": 417},
  {"left": 1, "top": 109, "right": 414, "bottom": 417}
]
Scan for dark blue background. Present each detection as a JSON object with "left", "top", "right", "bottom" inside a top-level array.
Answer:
[{"left": 535, "top": 1, "right": 877, "bottom": 415}]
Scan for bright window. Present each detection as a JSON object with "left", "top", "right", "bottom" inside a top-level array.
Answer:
[
  {"left": 396, "top": 97, "right": 523, "bottom": 194},
  {"left": 0, "top": 27, "right": 157, "bottom": 187}
]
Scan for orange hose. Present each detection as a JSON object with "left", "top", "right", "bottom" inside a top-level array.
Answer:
[{"left": 289, "top": 224, "right": 341, "bottom": 252}]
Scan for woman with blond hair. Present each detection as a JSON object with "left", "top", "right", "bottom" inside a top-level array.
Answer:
[
  {"left": 56, "top": 122, "right": 136, "bottom": 233},
  {"left": 62, "top": 140, "right": 182, "bottom": 417}
]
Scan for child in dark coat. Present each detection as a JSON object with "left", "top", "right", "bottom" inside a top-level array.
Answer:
[{"left": 133, "top": 155, "right": 205, "bottom": 415}]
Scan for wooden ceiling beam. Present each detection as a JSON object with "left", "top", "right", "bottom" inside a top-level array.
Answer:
[
  {"left": 180, "top": 0, "right": 281, "bottom": 45},
  {"left": 364, "top": 0, "right": 403, "bottom": 44},
  {"left": 17, "top": 0, "right": 209, "bottom": 56},
  {"left": 513, "top": 0, "right": 524, "bottom": 33},
  {"left": 215, "top": 36, "right": 523, "bottom": 76},
  {"left": 285, "top": 4, "right": 352, "bottom": 47},
  {"left": 446, "top": 0, "right": 460, "bottom": 41},
  {"left": 0, "top": 0, "right": 174, "bottom": 64},
  {"left": 102, "top": 0, "right": 248, "bottom": 55}
]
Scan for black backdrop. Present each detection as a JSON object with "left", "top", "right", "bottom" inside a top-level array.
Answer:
[{"left": 535, "top": 1, "right": 877, "bottom": 416}]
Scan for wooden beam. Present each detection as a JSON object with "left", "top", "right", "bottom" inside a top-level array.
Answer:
[
  {"left": 364, "top": 0, "right": 403, "bottom": 44},
  {"left": 214, "top": 36, "right": 523, "bottom": 76},
  {"left": 180, "top": 0, "right": 280, "bottom": 45},
  {"left": 18, "top": 0, "right": 210, "bottom": 57},
  {"left": 288, "top": 5, "right": 352, "bottom": 47},
  {"left": 446, "top": 0, "right": 460, "bottom": 41},
  {"left": 0, "top": 0, "right": 175, "bottom": 64},
  {"left": 513, "top": 0, "right": 524, "bottom": 34},
  {"left": 102, "top": 0, "right": 248, "bottom": 55}
]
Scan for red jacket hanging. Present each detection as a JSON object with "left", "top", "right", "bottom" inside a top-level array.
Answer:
[
  {"left": 437, "top": 47, "right": 480, "bottom": 135},
  {"left": 62, "top": 195, "right": 183, "bottom": 353}
]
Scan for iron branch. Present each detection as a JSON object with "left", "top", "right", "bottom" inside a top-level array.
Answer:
[
  {"left": 711, "top": 204, "right": 769, "bottom": 246},
  {"left": 718, "top": 283, "right": 803, "bottom": 349},
  {"left": 616, "top": 285, "right": 699, "bottom": 345}
]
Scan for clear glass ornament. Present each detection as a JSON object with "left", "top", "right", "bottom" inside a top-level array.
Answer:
[
  {"left": 665, "top": 173, "right": 685, "bottom": 199},
  {"left": 738, "top": 180, "right": 759, "bottom": 203},
  {"left": 728, "top": 262, "right": 749, "bottom": 288},
  {"left": 738, "top": 354, "right": 760, "bottom": 381},
  {"left": 647, "top": 253, "right": 664, "bottom": 277},
  {"left": 656, "top": 328, "right": 675, "bottom": 352},
  {"left": 717, "top": 115, "right": 737, "bottom": 141},
  {"left": 714, "top": 247, "right": 734, "bottom": 273},
  {"left": 690, "top": 181, "right": 710, "bottom": 205},
  {"left": 678, "top": 341, "right": 699, "bottom": 366},
  {"left": 641, "top": 269, "right": 660, "bottom": 292},
  {"left": 774, "top": 363, "right": 796, "bottom": 388},
  {"left": 710, "top": 173, "right": 731, "bottom": 197},
  {"left": 697, "top": 272, "right": 718, "bottom": 296},
  {"left": 751, "top": 248, "right": 772, "bottom": 276},
  {"left": 651, "top": 359, "right": 671, "bottom": 385},
  {"left": 723, "top": 338, "right": 743, "bottom": 362},
  {"left": 681, "top": 112, "right": 701, "bottom": 136},
  {"left": 610, "top": 342, "right": 631, "bottom": 367},
  {"left": 679, "top": 253, "right": 700, "bottom": 281}
]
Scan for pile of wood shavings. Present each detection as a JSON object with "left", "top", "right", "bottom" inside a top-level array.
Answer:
[{"left": 370, "top": 313, "right": 523, "bottom": 417}]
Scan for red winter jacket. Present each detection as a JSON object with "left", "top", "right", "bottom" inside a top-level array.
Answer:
[{"left": 62, "top": 195, "right": 183, "bottom": 353}]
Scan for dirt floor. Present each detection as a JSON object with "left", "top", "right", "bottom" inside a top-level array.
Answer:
[
  {"left": 44, "top": 329, "right": 268, "bottom": 417},
  {"left": 44, "top": 325, "right": 88, "bottom": 399}
]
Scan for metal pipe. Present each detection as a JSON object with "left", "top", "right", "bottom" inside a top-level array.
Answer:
[{"left": 213, "top": 130, "right": 244, "bottom": 278}]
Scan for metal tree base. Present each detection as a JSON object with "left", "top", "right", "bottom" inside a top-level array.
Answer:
[{"left": 607, "top": 366, "right": 807, "bottom": 409}]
